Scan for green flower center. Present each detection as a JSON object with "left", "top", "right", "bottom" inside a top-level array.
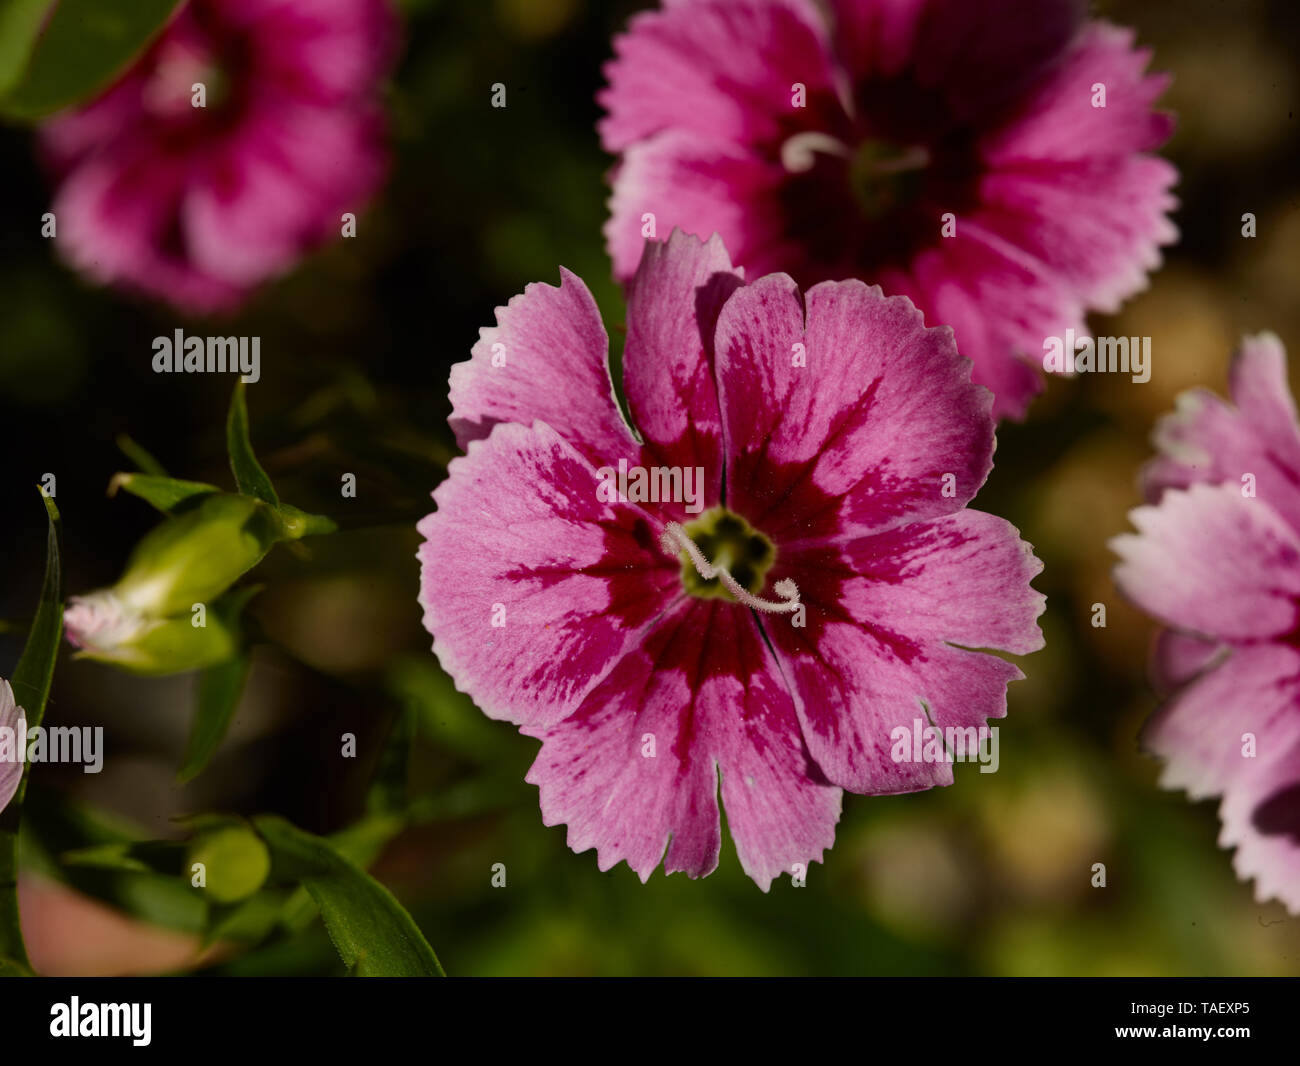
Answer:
[
  {"left": 674, "top": 507, "right": 775, "bottom": 601},
  {"left": 848, "top": 139, "right": 931, "bottom": 218}
]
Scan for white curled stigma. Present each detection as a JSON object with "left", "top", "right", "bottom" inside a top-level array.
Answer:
[
  {"left": 779, "top": 131, "right": 851, "bottom": 173},
  {"left": 660, "top": 522, "right": 801, "bottom": 614}
]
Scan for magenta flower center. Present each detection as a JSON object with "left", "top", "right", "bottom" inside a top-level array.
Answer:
[{"left": 770, "top": 80, "right": 985, "bottom": 283}]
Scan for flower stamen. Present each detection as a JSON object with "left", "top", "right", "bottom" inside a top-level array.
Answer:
[
  {"left": 661, "top": 521, "right": 800, "bottom": 613},
  {"left": 780, "top": 131, "right": 851, "bottom": 173}
]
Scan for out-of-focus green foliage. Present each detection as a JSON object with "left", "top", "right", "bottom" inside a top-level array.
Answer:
[{"left": 0, "top": 0, "right": 183, "bottom": 119}]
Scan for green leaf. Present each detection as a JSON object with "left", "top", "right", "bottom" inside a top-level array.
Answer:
[
  {"left": 227, "top": 382, "right": 279, "bottom": 507},
  {"left": 205, "top": 892, "right": 285, "bottom": 946},
  {"left": 321, "top": 815, "right": 409, "bottom": 873},
  {"left": 116, "top": 433, "right": 169, "bottom": 477},
  {"left": 108, "top": 472, "right": 221, "bottom": 514},
  {"left": 225, "top": 385, "right": 338, "bottom": 542},
  {"left": 0, "top": 490, "right": 63, "bottom": 970},
  {"left": 0, "top": 0, "right": 55, "bottom": 100},
  {"left": 60, "top": 844, "right": 154, "bottom": 874},
  {"left": 367, "top": 707, "right": 415, "bottom": 814},
  {"left": 280, "top": 813, "right": 408, "bottom": 932},
  {"left": 0, "top": 0, "right": 184, "bottom": 120},
  {"left": 253, "top": 816, "right": 443, "bottom": 977},
  {"left": 9, "top": 491, "right": 62, "bottom": 734},
  {"left": 177, "top": 649, "right": 251, "bottom": 783},
  {"left": 61, "top": 839, "right": 185, "bottom": 877}
]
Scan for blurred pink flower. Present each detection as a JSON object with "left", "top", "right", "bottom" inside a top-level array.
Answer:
[
  {"left": 599, "top": 0, "right": 1177, "bottom": 419},
  {"left": 20, "top": 874, "right": 215, "bottom": 976},
  {"left": 418, "top": 231, "right": 1043, "bottom": 888},
  {"left": 0, "top": 680, "right": 23, "bottom": 816},
  {"left": 1112, "top": 334, "right": 1300, "bottom": 914},
  {"left": 40, "top": 0, "right": 398, "bottom": 313}
]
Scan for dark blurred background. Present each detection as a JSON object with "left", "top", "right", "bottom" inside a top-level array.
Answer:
[{"left": 1, "top": 0, "right": 1299, "bottom": 975}]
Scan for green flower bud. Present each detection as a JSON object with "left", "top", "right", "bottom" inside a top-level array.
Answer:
[
  {"left": 189, "top": 825, "right": 271, "bottom": 904},
  {"left": 115, "top": 494, "right": 280, "bottom": 617},
  {"left": 64, "top": 591, "right": 240, "bottom": 676},
  {"left": 64, "top": 486, "right": 333, "bottom": 676}
]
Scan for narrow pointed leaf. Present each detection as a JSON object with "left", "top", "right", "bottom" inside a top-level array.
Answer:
[
  {"left": 116, "top": 434, "right": 170, "bottom": 477},
  {"left": 9, "top": 491, "right": 62, "bottom": 734},
  {"left": 0, "top": 491, "right": 63, "bottom": 970},
  {"left": 253, "top": 815, "right": 443, "bottom": 977},
  {"left": 227, "top": 383, "right": 279, "bottom": 506},
  {"left": 109, "top": 472, "right": 220, "bottom": 514},
  {"left": 61, "top": 839, "right": 186, "bottom": 876},
  {"left": 177, "top": 650, "right": 252, "bottom": 783}
]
